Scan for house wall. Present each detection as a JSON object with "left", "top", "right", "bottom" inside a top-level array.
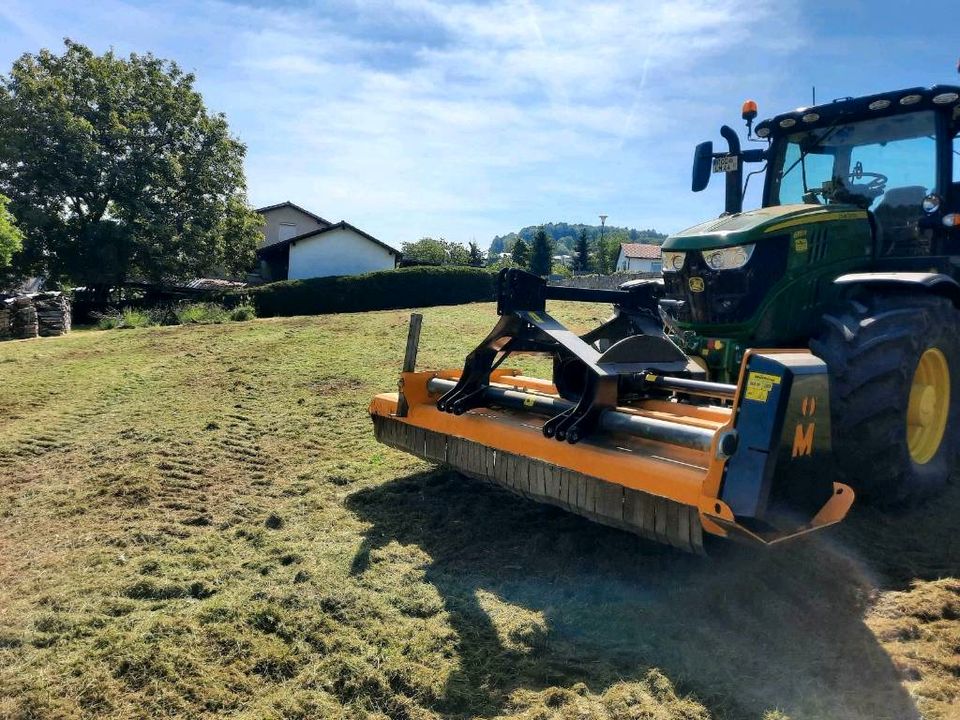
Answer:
[
  {"left": 287, "top": 227, "right": 397, "bottom": 280},
  {"left": 616, "top": 251, "right": 661, "bottom": 274},
  {"left": 259, "top": 207, "right": 326, "bottom": 248}
]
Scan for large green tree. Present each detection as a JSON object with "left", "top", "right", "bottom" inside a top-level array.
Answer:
[
  {"left": 467, "top": 241, "right": 484, "bottom": 267},
  {"left": 511, "top": 238, "right": 529, "bottom": 268},
  {"left": 529, "top": 225, "right": 552, "bottom": 276},
  {"left": 0, "top": 193, "right": 23, "bottom": 268},
  {"left": 0, "top": 40, "right": 261, "bottom": 286},
  {"left": 572, "top": 227, "right": 590, "bottom": 273}
]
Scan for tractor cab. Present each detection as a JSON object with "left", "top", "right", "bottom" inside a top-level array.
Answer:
[
  {"left": 661, "top": 86, "right": 960, "bottom": 381},
  {"left": 757, "top": 87, "right": 960, "bottom": 256}
]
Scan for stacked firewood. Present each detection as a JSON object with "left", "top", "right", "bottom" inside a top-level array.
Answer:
[
  {"left": 11, "top": 297, "right": 38, "bottom": 339},
  {"left": 34, "top": 292, "right": 71, "bottom": 336},
  {"left": 0, "top": 300, "right": 10, "bottom": 340}
]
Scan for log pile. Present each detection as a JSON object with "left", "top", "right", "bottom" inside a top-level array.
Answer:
[
  {"left": 11, "top": 297, "right": 38, "bottom": 339},
  {"left": 0, "top": 292, "right": 71, "bottom": 341},
  {"left": 34, "top": 292, "right": 71, "bottom": 336},
  {"left": 0, "top": 300, "right": 10, "bottom": 341}
]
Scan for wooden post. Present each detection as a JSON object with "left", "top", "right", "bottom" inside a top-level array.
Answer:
[{"left": 396, "top": 313, "right": 423, "bottom": 417}]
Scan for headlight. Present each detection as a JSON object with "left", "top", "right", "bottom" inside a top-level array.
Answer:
[
  {"left": 661, "top": 250, "right": 686, "bottom": 271},
  {"left": 922, "top": 194, "right": 941, "bottom": 214},
  {"left": 701, "top": 244, "right": 755, "bottom": 270}
]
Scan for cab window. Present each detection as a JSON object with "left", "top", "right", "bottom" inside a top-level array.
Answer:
[
  {"left": 954, "top": 131, "right": 959, "bottom": 184},
  {"left": 773, "top": 111, "right": 937, "bottom": 210}
]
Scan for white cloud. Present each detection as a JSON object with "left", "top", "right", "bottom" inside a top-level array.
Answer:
[
  {"left": 0, "top": 0, "right": 809, "bottom": 245},
  {"left": 227, "top": 0, "right": 806, "bottom": 243}
]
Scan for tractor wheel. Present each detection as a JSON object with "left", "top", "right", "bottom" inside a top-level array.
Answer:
[{"left": 811, "top": 292, "right": 960, "bottom": 505}]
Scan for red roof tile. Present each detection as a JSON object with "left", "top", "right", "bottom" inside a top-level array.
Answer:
[{"left": 620, "top": 243, "right": 661, "bottom": 259}]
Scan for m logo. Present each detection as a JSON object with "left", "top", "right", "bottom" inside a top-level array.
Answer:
[
  {"left": 792, "top": 423, "right": 815, "bottom": 457},
  {"left": 688, "top": 277, "right": 705, "bottom": 293},
  {"left": 792, "top": 395, "right": 817, "bottom": 457}
]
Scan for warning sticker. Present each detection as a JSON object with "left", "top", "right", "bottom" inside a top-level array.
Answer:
[
  {"left": 793, "top": 230, "right": 808, "bottom": 252},
  {"left": 744, "top": 371, "right": 782, "bottom": 402}
]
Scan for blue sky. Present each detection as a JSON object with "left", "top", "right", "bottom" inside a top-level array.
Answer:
[{"left": 1, "top": 0, "right": 958, "bottom": 250}]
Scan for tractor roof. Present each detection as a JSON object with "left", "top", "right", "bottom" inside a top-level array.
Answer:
[{"left": 754, "top": 85, "right": 960, "bottom": 140}]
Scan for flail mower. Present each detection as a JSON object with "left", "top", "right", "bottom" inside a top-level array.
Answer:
[{"left": 370, "top": 85, "right": 960, "bottom": 552}]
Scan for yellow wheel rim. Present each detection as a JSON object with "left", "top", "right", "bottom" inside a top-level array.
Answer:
[{"left": 907, "top": 348, "right": 950, "bottom": 464}]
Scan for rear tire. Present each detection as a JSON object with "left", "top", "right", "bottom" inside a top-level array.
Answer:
[{"left": 811, "top": 292, "right": 960, "bottom": 505}]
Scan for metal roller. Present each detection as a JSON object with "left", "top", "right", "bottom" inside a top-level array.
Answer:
[{"left": 426, "top": 377, "right": 717, "bottom": 453}]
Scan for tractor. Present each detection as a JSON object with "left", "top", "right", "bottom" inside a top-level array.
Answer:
[
  {"left": 370, "top": 85, "right": 960, "bottom": 551},
  {"left": 668, "top": 85, "right": 960, "bottom": 504}
]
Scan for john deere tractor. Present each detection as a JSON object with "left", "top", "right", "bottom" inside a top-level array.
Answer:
[
  {"left": 662, "top": 85, "right": 960, "bottom": 503},
  {"left": 371, "top": 85, "right": 960, "bottom": 552}
]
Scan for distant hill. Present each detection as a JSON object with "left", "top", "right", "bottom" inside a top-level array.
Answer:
[{"left": 489, "top": 222, "right": 666, "bottom": 256}]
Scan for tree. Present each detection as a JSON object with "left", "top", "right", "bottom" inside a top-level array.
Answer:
[
  {"left": 572, "top": 228, "right": 590, "bottom": 273},
  {"left": 400, "top": 237, "right": 471, "bottom": 265},
  {"left": 0, "top": 193, "right": 23, "bottom": 268},
  {"left": 467, "top": 241, "right": 484, "bottom": 267},
  {"left": 592, "top": 229, "right": 627, "bottom": 274},
  {"left": 529, "top": 226, "right": 553, "bottom": 276},
  {"left": 401, "top": 237, "right": 448, "bottom": 265},
  {"left": 0, "top": 40, "right": 261, "bottom": 287},
  {"left": 511, "top": 238, "right": 530, "bottom": 268}
]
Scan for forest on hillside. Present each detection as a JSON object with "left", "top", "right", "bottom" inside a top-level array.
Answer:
[{"left": 488, "top": 222, "right": 665, "bottom": 256}]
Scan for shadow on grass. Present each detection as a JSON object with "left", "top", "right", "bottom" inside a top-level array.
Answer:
[{"left": 346, "top": 470, "right": 938, "bottom": 720}]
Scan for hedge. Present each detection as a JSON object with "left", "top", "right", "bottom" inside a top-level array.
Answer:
[{"left": 239, "top": 266, "right": 497, "bottom": 317}]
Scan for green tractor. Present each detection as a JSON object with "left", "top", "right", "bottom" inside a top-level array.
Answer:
[
  {"left": 661, "top": 85, "right": 960, "bottom": 503},
  {"left": 370, "top": 84, "right": 960, "bottom": 550}
]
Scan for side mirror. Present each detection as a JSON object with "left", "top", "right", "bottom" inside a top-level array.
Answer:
[{"left": 692, "top": 141, "right": 713, "bottom": 192}]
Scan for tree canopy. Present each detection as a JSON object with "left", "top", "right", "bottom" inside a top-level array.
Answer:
[
  {"left": 0, "top": 40, "right": 261, "bottom": 286},
  {"left": 511, "top": 238, "right": 529, "bottom": 268},
  {"left": 529, "top": 226, "right": 552, "bottom": 276},
  {"left": 400, "top": 237, "right": 472, "bottom": 266},
  {"left": 467, "top": 241, "right": 484, "bottom": 267},
  {"left": 489, "top": 222, "right": 665, "bottom": 257},
  {"left": 0, "top": 193, "right": 23, "bottom": 268},
  {"left": 572, "top": 228, "right": 589, "bottom": 273}
]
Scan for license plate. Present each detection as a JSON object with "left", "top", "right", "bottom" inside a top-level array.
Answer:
[{"left": 712, "top": 155, "right": 739, "bottom": 173}]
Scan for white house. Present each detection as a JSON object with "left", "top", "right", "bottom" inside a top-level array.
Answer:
[
  {"left": 616, "top": 243, "right": 662, "bottom": 273},
  {"left": 255, "top": 202, "right": 400, "bottom": 281}
]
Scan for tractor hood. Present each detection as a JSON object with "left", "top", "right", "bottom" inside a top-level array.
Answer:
[{"left": 663, "top": 204, "right": 868, "bottom": 251}]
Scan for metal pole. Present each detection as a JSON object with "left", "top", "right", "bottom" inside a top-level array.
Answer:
[
  {"left": 397, "top": 313, "right": 423, "bottom": 417},
  {"left": 599, "top": 214, "right": 607, "bottom": 273}
]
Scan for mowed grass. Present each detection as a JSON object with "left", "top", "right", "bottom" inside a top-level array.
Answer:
[{"left": 0, "top": 302, "right": 958, "bottom": 720}]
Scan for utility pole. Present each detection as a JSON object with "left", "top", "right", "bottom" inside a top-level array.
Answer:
[{"left": 599, "top": 214, "right": 608, "bottom": 273}]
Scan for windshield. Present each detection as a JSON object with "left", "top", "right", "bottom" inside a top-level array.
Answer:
[{"left": 772, "top": 111, "right": 937, "bottom": 210}]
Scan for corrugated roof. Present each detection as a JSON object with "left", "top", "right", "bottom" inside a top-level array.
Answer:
[{"left": 620, "top": 243, "right": 661, "bottom": 259}]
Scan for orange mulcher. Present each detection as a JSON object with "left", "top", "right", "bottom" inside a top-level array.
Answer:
[{"left": 370, "top": 269, "right": 852, "bottom": 553}]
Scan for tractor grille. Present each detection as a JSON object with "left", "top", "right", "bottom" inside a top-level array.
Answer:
[{"left": 663, "top": 235, "right": 789, "bottom": 327}]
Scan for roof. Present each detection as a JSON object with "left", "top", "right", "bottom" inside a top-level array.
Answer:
[
  {"left": 619, "top": 243, "right": 661, "bottom": 260},
  {"left": 755, "top": 85, "right": 960, "bottom": 140},
  {"left": 255, "top": 201, "right": 332, "bottom": 227},
  {"left": 256, "top": 221, "right": 400, "bottom": 258}
]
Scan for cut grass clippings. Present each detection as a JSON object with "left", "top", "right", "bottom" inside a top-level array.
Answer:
[{"left": 0, "top": 302, "right": 957, "bottom": 719}]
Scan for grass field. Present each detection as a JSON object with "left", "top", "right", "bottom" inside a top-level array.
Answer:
[{"left": 0, "top": 303, "right": 958, "bottom": 720}]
